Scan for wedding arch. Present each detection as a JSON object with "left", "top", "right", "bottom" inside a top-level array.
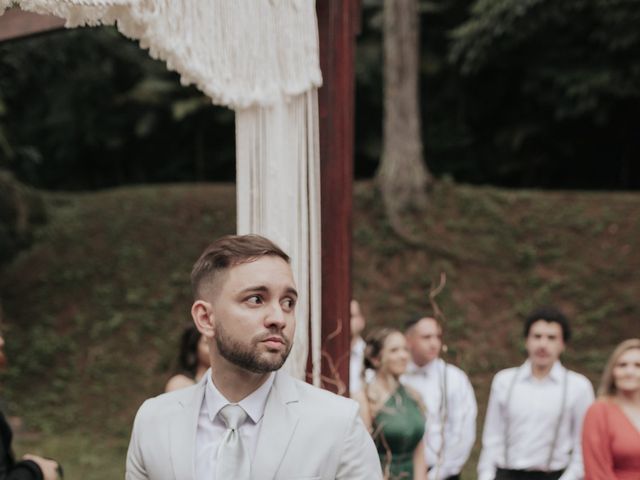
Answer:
[{"left": 0, "top": 0, "right": 359, "bottom": 392}]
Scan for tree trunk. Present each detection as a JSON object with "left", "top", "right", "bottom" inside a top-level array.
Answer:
[{"left": 377, "top": 0, "right": 430, "bottom": 218}]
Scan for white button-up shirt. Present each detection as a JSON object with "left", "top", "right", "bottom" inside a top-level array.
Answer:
[
  {"left": 402, "top": 358, "right": 477, "bottom": 480},
  {"left": 350, "top": 337, "right": 366, "bottom": 394},
  {"left": 477, "top": 360, "right": 594, "bottom": 480},
  {"left": 195, "top": 371, "right": 275, "bottom": 480},
  {"left": 350, "top": 337, "right": 375, "bottom": 394}
]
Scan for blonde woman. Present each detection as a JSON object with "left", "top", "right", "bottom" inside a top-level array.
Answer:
[
  {"left": 582, "top": 338, "right": 640, "bottom": 480},
  {"left": 354, "top": 328, "right": 427, "bottom": 480}
]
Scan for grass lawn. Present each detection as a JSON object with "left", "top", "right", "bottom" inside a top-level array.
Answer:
[{"left": 2, "top": 180, "right": 639, "bottom": 478}]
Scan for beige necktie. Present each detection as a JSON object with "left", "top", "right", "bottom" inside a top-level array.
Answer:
[{"left": 216, "top": 404, "right": 251, "bottom": 480}]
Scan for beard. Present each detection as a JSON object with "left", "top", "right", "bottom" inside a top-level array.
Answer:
[{"left": 215, "top": 322, "right": 292, "bottom": 374}]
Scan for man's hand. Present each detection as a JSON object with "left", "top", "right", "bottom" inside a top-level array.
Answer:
[{"left": 22, "top": 454, "right": 60, "bottom": 480}]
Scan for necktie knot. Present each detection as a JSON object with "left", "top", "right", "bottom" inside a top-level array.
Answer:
[{"left": 219, "top": 404, "right": 248, "bottom": 431}]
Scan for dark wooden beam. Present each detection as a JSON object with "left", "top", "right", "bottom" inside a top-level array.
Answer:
[
  {"left": 0, "top": 8, "right": 64, "bottom": 43},
  {"left": 315, "top": 0, "right": 359, "bottom": 395}
]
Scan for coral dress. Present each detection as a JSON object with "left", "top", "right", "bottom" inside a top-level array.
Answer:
[{"left": 582, "top": 399, "right": 640, "bottom": 480}]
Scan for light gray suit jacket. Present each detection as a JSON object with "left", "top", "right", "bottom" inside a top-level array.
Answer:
[{"left": 126, "top": 371, "right": 382, "bottom": 480}]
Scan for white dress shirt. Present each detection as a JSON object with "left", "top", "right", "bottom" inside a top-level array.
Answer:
[
  {"left": 350, "top": 337, "right": 375, "bottom": 394},
  {"left": 350, "top": 337, "right": 366, "bottom": 394},
  {"left": 195, "top": 371, "right": 275, "bottom": 480},
  {"left": 477, "top": 360, "right": 594, "bottom": 480},
  {"left": 402, "top": 358, "right": 477, "bottom": 480}
]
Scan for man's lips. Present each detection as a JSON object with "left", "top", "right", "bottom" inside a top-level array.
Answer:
[{"left": 261, "top": 336, "right": 287, "bottom": 349}]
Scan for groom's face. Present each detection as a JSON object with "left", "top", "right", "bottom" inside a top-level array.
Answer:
[{"left": 210, "top": 255, "right": 298, "bottom": 373}]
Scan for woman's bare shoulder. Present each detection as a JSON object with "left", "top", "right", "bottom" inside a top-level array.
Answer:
[{"left": 164, "top": 374, "right": 196, "bottom": 393}]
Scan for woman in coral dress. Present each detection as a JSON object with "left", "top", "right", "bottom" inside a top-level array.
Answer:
[{"left": 582, "top": 338, "right": 640, "bottom": 480}]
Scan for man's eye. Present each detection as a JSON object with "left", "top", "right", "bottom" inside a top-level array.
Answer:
[
  {"left": 247, "top": 295, "right": 262, "bottom": 304},
  {"left": 282, "top": 298, "right": 296, "bottom": 310}
]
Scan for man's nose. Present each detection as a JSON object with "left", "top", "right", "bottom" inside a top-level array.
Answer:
[{"left": 264, "top": 302, "right": 286, "bottom": 329}]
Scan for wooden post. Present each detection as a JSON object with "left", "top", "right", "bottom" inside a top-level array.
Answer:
[{"left": 315, "top": 0, "right": 360, "bottom": 395}]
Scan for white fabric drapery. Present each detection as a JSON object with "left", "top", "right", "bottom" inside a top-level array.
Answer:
[
  {"left": 236, "top": 90, "right": 322, "bottom": 383},
  {"left": 0, "top": 0, "right": 323, "bottom": 383}
]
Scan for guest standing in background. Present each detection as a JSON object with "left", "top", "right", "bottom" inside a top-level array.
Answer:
[
  {"left": 354, "top": 328, "right": 427, "bottom": 480},
  {"left": 164, "top": 324, "right": 210, "bottom": 392},
  {"left": 478, "top": 306, "right": 594, "bottom": 480},
  {"left": 350, "top": 300, "right": 367, "bottom": 394},
  {"left": 403, "top": 315, "right": 476, "bottom": 480},
  {"left": 582, "top": 338, "right": 640, "bottom": 480}
]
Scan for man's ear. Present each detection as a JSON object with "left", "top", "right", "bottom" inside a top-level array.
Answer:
[{"left": 191, "top": 300, "right": 215, "bottom": 339}]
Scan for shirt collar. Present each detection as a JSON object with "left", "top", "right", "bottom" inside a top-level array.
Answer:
[
  {"left": 407, "top": 357, "right": 441, "bottom": 376},
  {"left": 521, "top": 359, "right": 564, "bottom": 382},
  {"left": 204, "top": 372, "right": 275, "bottom": 424}
]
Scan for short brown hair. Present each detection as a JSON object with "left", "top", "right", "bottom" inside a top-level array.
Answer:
[
  {"left": 597, "top": 338, "right": 640, "bottom": 397},
  {"left": 191, "top": 234, "right": 289, "bottom": 299}
]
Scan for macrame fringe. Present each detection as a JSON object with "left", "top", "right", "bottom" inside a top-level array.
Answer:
[{"left": 2, "top": 0, "right": 322, "bottom": 109}]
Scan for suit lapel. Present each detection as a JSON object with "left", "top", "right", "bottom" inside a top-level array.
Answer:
[
  {"left": 169, "top": 377, "right": 206, "bottom": 480},
  {"left": 252, "top": 371, "right": 300, "bottom": 480}
]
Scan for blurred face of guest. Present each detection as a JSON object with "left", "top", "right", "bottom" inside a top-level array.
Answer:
[
  {"left": 526, "top": 320, "right": 565, "bottom": 372},
  {"left": 379, "top": 332, "right": 410, "bottom": 378},
  {"left": 613, "top": 348, "right": 640, "bottom": 395},
  {"left": 405, "top": 318, "right": 442, "bottom": 367},
  {"left": 197, "top": 334, "right": 210, "bottom": 368}
]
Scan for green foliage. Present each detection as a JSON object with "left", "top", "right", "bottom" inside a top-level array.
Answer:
[
  {"left": 2, "top": 4, "right": 639, "bottom": 190},
  {"left": 354, "top": 0, "right": 640, "bottom": 189},
  {"left": 446, "top": 0, "right": 640, "bottom": 187},
  {"left": 0, "top": 27, "right": 234, "bottom": 190}
]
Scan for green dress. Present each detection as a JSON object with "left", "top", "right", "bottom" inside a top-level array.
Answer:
[{"left": 372, "top": 384, "right": 425, "bottom": 479}]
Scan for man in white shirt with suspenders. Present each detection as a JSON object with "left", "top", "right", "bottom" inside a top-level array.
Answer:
[
  {"left": 403, "top": 315, "right": 477, "bottom": 480},
  {"left": 478, "top": 306, "right": 594, "bottom": 480}
]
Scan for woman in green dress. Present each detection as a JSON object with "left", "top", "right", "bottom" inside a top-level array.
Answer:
[{"left": 354, "top": 328, "right": 427, "bottom": 480}]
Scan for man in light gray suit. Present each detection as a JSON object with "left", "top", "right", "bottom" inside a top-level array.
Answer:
[{"left": 126, "top": 234, "right": 382, "bottom": 480}]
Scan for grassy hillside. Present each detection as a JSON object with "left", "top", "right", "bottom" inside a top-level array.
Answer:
[{"left": 1, "top": 181, "right": 638, "bottom": 479}]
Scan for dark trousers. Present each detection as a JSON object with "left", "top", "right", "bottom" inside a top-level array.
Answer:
[
  {"left": 495, "top": 468, "right": 564, "bottom": 480},
  {"left": 426, "top": 468, "right": 460, "bottom": 480}
]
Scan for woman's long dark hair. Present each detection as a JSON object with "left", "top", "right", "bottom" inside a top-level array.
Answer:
[{"left": 176, "top": 324, "right": 202, "bottom": 379}]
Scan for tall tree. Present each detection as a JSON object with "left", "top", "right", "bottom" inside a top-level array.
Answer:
[{"left": 376, "top": 0, "right": 431, "bottom": 221}]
